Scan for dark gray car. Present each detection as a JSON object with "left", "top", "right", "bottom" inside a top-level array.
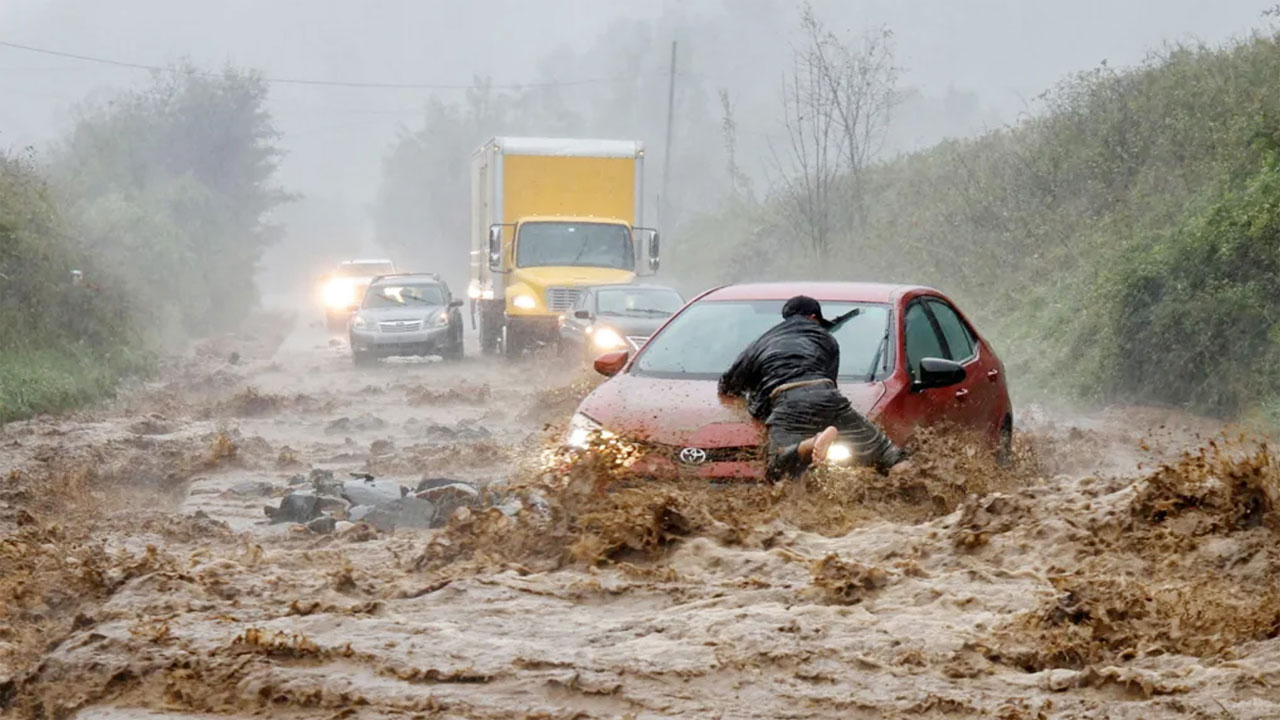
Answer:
[
  {"left": 558, "top": 284, "right": 685, "bottom": 361},
  {"left": 349, "top": 274, "right": 464, "bottom": 366}
]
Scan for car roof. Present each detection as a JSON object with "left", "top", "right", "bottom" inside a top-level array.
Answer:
[
  {"left": 370, "top": 273, "right": 441, "bottom": 284},
  {"left": 583, "top": 283, "right": 681, "bottom": 293},
  {"left": 699, "top": 281, "right": 937, "bottom": 304}
]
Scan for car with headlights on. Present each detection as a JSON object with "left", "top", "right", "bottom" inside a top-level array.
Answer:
[
  {"left": 566, "top": 282, "right": 1012, "bottom": 479},
  {"left": 349, "top": 274, "right": 464, "bottom": 366},
  {"left": 558, "top": 284, "right": 685, "bottom": 360},
  {"left": 321, "top": 258, "right": 397, "bottom": 331}
]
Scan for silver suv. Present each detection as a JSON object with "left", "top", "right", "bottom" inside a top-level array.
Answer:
[{"left": 349, "top": 274, "right": 464, "bottom": 366}]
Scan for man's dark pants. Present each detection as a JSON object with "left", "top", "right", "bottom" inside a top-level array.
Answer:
[{"left": 765, "top": 385, "right": 905, "bottom": 480}]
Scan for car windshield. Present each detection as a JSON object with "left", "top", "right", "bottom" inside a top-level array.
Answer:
[
  {"left": 633, "top": 300, "right": 892, "bottom": 380},
  {"left": 362, "top": 283, "right": 444, "bottom": 308},
  {"left": 596, "top": 287, "right": 683, "bottom": 317},
  {"left": 337, "top": 262, "right": 394, "bottom": 277},
  {"left": 517, "top": 222, "right": 634, "bottom": 270}
]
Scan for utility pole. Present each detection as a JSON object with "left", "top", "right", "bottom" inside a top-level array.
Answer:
[{"left": 660, "top": 40, "right": 677, "bottom": 230}]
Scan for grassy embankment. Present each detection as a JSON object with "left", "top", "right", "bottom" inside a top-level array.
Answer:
[{"left": 670, "top": 32, "right": 1280, "bottom": 420}]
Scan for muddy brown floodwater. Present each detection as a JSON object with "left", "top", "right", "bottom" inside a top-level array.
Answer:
[{"left": 3, "top": 312, "right": 1280, "bottom": 719}]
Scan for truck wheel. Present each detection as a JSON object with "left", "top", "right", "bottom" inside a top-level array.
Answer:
[
  {"left": 479, "top": 313, "right": 500, "bottom": 355},
  {"left": 501, "top": 325, "right": 520, "bottom": 358}
]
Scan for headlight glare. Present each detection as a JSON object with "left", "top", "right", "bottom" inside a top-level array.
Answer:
[
  {"left": 591, "top": 326, "right": 626, "bottom": 350},
  {"left": 566, "top": 412, "right": 613, "bottom": 449},
  {"left": 512, "top": 294, "right": 537, "bottom": 310},
  {"left": 826, "top": 442, "right": 853, "bottom": 464}
]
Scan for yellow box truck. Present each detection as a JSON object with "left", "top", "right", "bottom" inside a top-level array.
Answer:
[{"left": 468, "top": 137, "right": 659, "bottom": 356}]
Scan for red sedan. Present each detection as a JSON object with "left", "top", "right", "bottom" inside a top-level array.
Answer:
[{"left": 567, "top": 282, "right": 1012, "bottom": 478}]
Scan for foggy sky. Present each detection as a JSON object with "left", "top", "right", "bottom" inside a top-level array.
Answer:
[{"left": 2, "top": 0, "right": 1274, "bottom": 247}]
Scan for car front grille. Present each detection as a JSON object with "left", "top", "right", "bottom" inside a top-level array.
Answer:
[
  {"left": 546, "top": 287, "right": 582, "bottom": 311},
  {"left": 634, "top": 442, "right": 762, "bottom": 465},
  {"left": 378, "top": 320, "right": 423, "bottom": 333}
]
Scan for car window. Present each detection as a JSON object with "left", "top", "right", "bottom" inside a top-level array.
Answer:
[
  {"left": 926, "top": 299, "right": 976, "bottom": 361},
  {"left": 633, "top": 300, "right": 891, "bottom": 380},
  {"left": 904, "top": 301, "right": 945, "bottom": 379}
]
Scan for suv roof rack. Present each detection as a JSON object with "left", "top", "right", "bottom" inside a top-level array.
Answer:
[{"left": 369, "top": 272, "right": 442, "bottom": 283}]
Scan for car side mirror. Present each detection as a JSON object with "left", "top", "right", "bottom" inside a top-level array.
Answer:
[
  {"left": 912, "top": 357, "right": 966, "bottom": 391},
  {"left": 448, "top": 299, "right": 463, "bottom": 308},
  {"left": 648, "top": 232, "right": 660, "bottom": 271},
  {"left": 488, "top": 224, "right": 503, "bottom": 271},
  {"left": 573, "top": 309, "right": 592, "bottom": 320},
  {"left": 593, "top": 350, "right": 629, "bottom": 377}
]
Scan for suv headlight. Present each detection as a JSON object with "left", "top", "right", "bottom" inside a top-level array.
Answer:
[
  {"left": 432, "top": 310, "right": 449, "bottom": 327},
  {"left": 352, "top": 315, "right": 369, "bottom": 331},
  {"left": 591, "top": 326, "right": 626, "bottom": 350},
  {"left": 565, "top": 412, "right": 614, "bottom": 449}
]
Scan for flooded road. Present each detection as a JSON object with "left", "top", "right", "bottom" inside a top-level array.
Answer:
[{"left": 3, "top": 311, "right": 1279, "bottom": 719}]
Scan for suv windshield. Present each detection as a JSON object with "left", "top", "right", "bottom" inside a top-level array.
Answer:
[
  {"left": 517, "top": 222, "right": 634, "bottom": 270},
  {"left": 634, "top": 300, "right": 892, "bottom": 380},
  {"left": 363, "top": 283, "right": 444, "bottom": 308},
  {"left": 596, "top": 287, "right": 683, "bottom": 317},
  {"left": 338, "top": 262, "right": 394, "bottom": 277}
]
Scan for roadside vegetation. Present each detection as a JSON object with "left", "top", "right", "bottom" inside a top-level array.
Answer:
[
  {"left": 668, "top": 26, "right": 1280, "bottom": 419},
  {"left": 0, "top": 66, "right": 285, "bottom": 423}
]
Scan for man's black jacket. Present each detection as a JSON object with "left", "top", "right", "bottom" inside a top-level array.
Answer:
[{"left": 718, "top": 315, "right": 839, "bottom": 420}]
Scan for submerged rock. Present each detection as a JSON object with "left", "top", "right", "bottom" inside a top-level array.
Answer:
[
  {"left": 228, "top": 480, "right": 273, "bottom": 497},
  {"left": 342, "top": 478, "right": 407, "bottom": 507},
  {"left": 363, "top": 497, "right": 437, "bottom": 532},
  {"left": 306, "top": 516, "right": 337, "bottom": 534},
  {"left": 270, "top": 492, "right": 320, "bottom": 524}
]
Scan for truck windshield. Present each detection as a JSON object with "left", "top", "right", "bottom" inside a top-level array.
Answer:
[{"left": 516, "top": 222, "right": 634, "bottom": 270}]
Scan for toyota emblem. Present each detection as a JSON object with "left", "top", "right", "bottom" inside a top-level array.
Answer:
[{"left": 678, "top": 447, "right": 708, "bottom": 465}]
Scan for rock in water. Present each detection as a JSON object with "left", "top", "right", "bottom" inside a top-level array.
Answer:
[
  {"left": 306, "top": 516, "right": 337, "bottom": 534},
  {"left": 363, "top": 497, "right": 437, "bottom": 532},
  {"left": 342, "top": 478, "right": 407, "bottom": 507},
  {"left": 416, "top": 482, "right": 479, "bottom": 519},
  {"left": 271, "top": 492, "right": 320, "bottom": 524}
]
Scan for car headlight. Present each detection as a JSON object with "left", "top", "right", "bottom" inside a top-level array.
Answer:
[
  {"left": 591, "top": 326, "right": 626, "bottom": 350},
  {"left": 565, "top": 412, "right": 614, "bottom": 449},
  {"left": 323, "top": 279, "right": 356, "bottom": 309},
  {"left": 432, "top": 310, "right": 449, "bottom": 327},
  {"left": 512, "top": 294, "right": 537, "bottom": 310},
  {"left": 826, "top": 442, "right": 853, "bottom": 465},
  {"left": 351, "top": 315, "right": 369, "bottom": 331}
]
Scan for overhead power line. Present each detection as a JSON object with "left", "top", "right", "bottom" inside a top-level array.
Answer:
[{"left": 0, "top": 39, "right": 634, "bottom": 90}]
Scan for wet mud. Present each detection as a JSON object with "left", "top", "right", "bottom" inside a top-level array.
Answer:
[{"left": 2, "top": 314, "right": 1279, "bottom": 719}]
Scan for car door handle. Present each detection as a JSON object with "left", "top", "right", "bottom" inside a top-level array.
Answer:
[
  {"left": 987, "top": 369, "right": 1000, "bottom": 381},
  {"left": 955, "top": 388, "right": 970, "bottom": 401}
]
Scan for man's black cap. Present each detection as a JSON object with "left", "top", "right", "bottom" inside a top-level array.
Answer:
[{"left": 781, "top": 295, "right": 833, "bottom": 329}]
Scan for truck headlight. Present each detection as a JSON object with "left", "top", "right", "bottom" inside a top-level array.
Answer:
[
  {"left": 512, "top": 294, "right": 537, "bottom": 310},
  {"left": 566, "top": 412, "right": 613, "bottom": 449},
  {"left": 591, "top": 326, "right": 625, "bottom": 350},
  {"left": 826, "top": 442, "right": 853, "bottom": 465}
]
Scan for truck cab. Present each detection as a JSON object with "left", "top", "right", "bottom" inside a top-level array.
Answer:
[{"left": 469, "top": 137, "right": 659, "bottom": 357}]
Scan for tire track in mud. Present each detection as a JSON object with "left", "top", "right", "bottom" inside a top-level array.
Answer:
[{"left": 4, "top": 315, "right": 1280, "bottom": 719}]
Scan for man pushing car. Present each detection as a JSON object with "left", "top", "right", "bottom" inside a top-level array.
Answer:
[{"left": 718, "top": 295, "right": 909, "bottom": 480}]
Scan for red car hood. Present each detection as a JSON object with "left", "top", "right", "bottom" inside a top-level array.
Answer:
[{"left": 578, "top": 373, "right": 886, "bottom": 448}]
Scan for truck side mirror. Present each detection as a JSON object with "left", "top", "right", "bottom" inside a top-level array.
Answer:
[
  {"left": 648, "top": 232, "right": 660, "bottom": 271},
  {"left": 573, "top": 309, "right": 592, "bottom": 320},
  {"left": 487, "top": 225, "right": 503, "bottom": 272}
]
